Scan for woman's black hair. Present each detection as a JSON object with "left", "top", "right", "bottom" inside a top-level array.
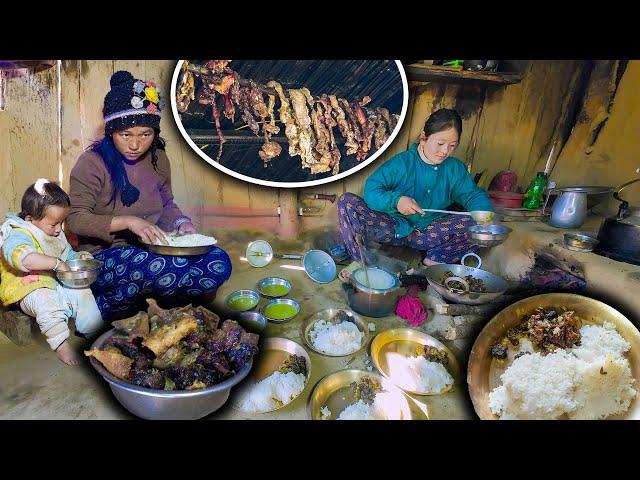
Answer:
[
  {"left": 19, "top": 181, "right": 70, "bottom": 220},
  {"left": 90, "top": 127, "right": 166, "bottom": 207},
  {"left": 422, "top": 108, "right": 463, "bottom": 139}
]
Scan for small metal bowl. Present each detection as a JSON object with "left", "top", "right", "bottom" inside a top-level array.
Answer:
[
  {"left": 261, "top": 298, "right": 301, "bottom": 323},
  {"left": 236, "top": 311, "right": 267, "bottom": 334},
  {"left": 256, "top": 277, "right": 292, "bottom": 298},
  {"left": 563, "top": 233, "right": 599, "bottom": 252},
  {"left": 56, "top": 258, "right": 104, "bottom": 288},
  {"left": 303, "top": 308, "right": 369, "bottom": 357},
  {"left": 225, "top": 290, "right": 260, "bottom": 312},
  {"left": 468, "top": 224, "right": 512, "bottom": 247}
]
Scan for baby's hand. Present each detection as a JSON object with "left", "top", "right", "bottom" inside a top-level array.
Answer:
[{"left": 55, "top": 262, "right": 70, "bottom": 272}]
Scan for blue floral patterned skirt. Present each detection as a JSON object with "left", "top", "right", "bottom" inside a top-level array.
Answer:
[
  {"left": 91, "top": 245, "right": 232, "bottom": 321},
  {"left": 337, "top": 192, "right": 478, "bottom": 264}
]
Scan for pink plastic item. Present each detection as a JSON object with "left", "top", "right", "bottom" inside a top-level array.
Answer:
[
  {"left": 488, "top": 170, "right": 518, "bottom": 192},
  {"left": 395, "top": 285, "right": 427, "bottom": 327}
]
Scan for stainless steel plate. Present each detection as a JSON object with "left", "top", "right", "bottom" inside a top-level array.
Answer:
[
  {"left": 371, "top": 328, "right": 459, "bottom": 396},
  {"left": 308, "top": 369, "right": 412, "bottom": 420},
  {"left": 302, "top": 308, "right": 369, "bottom": 357}
]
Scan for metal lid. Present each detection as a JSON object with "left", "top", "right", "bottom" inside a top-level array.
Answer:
[
  {"left": 302, "top": 249, "right": 336, "bottom": 284},
  {"left": 246, "top": 240, "right": 273, "bottom": 267}
]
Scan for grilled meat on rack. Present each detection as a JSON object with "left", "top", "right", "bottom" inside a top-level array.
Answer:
[{"left": 268, "top": 80, "right": 302, "bottom": 157}]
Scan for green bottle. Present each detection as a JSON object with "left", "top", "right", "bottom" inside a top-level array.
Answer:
[{"left": 522, "top": 172, "right": 548, "bottom": 209}]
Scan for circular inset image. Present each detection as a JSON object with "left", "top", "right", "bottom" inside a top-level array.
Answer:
[{"left": 171, "top": 60, "right": 408, "bottom": 187}]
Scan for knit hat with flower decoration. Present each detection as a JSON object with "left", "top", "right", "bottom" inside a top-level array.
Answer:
[{"left": 103, "top": 71, "right": 165, "bottom": 135}]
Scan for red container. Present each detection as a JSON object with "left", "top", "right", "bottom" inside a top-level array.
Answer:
[{"left": 488, "top": 190, "right": 525, "bottom": 209}]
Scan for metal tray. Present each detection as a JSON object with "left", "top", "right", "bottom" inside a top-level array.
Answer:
[
  {"left": 231, "top": 337, "right": 312, "bottom": 414},
  {"left": 308, "top": 369, "right": 412, "bottom": 420},
  {"left": 302, "top": 308, "right": 369, "bottom": 357},
  {"left": 467, "top": 293, "right": 640, "bottom": 420},
  {"left": 370, "top": 328, "right": 459, "bottom": 396},
  {"left": 141, "top": 241, "right": 216, "bottom": 256}
]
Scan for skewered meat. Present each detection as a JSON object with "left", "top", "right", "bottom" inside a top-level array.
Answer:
[
  {"left": 258, "top": 92, "right": 282, "bottom": 164},
  {"left": 248, "top": 80, "right": 269, "bottom": 122},
  {"left": 339, "top": 99, "right": 364, "bottom": 143},
  {"left": 210, "top": 96, "right": 225, "bottom": 161},
  {"left": 309, "top": 101, "right": 333, "bottom": 174},
  {"left": 329, "top": 95, "right": 358, "bottom": 155},
  {"left": 259, "top": 141, "right": 282, "bottom": 163},
  {"left": 374, "top": 107, "right": 391, "bottom": 149},
  {"left": 268, "top": 80, "right": 302, "bottom": 157},
  {"left": 359, "top": 113, "right": 377, "bottom": 161},
  {"left": 176, "top": 67, "right": 195, "bottom": 113},
  {"left": 388, "top": 113, "right": 400, "bottom": 132},
  {"left": 264, "top": 94, "right": 280, "bottom": 136},
  {"left": 206, "top": 60, "right": 231, "bottom": 74},
  {"left": 238, "top": 86, "right": 260, "bottom": 136},
  {"left": 318, "top": 95, "right": 341, "bottom": 174},
  {"left": 289, "top": 88, "right": 316, "bottom": 168}
]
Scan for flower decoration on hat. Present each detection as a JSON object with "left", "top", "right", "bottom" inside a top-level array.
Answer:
[
  {"left": 131, "top": 96, "right": 144, "bottom": 109},
  {"left": 133, "top": 80, "right": 145, "bottom": 94},
  {"left": 144, "top": 85, "right": 160, "bottom": 104}
]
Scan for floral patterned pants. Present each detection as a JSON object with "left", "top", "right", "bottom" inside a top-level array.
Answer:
[
  {"left": 337, "top": 192, "right": 478, "bottom": 264},
  {"left": 91, "top": 245, "right": 232, "bottom": 322}
]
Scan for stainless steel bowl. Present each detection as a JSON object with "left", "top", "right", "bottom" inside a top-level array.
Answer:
[
  {"left": 563, "top": 232, "right": 599, "bottom": 252},
  {"left": 468, "top": 224, "right": 512, "bottom": 247},
  {"left": 261, "top": 298, "right": 301, "bottom": 323},
  {"left": 56, "top": 258, "right": 103, "bottom": 288},
  {"left": 225, "top": 290, "right": 260, "bottom": 312},
  {"left": 88, "top": 329, "right": 253, "bottom": 420},
  {"left": 256, "top": 277, "right": 292, "bottom": 298},
  {"left": 236, "top": 311, "right": 267, "bottom": 334}
]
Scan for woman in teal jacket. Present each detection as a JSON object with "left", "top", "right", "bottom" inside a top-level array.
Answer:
[{"left": 337, "top": 108, "right": 493, "bottom": 265}]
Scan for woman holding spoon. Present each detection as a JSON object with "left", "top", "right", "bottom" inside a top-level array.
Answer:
[{"left": 337, "top": 108, "right": 493, "bottom": 266}]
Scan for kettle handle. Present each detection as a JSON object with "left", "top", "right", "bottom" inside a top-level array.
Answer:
[
  {"left": 542, "top": 188, "right": 561, "bottom": 216},
  {"left": 614, "top": 178, "right": 640, "bottom": 203}
]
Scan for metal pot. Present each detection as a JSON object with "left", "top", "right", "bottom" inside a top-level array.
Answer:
[{"left": 343, "top": 266, "right": 402, "bottom": 318}]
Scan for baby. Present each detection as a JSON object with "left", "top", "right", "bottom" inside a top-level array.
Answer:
[{"left": 0, "top": 179, "right": 103, "bottom": 365}]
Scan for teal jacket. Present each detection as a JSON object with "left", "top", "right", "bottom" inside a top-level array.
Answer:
[{"left": 363, "top": 144, "right": 493, "bottom": 238}]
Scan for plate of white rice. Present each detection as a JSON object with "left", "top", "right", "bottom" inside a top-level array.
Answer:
[
  {"left": 308, "top": 369, "right": 412, "bottom": 420},
  {"left": 370, "top": 328, "right": 458, "bottom": 396},
  {"left": 303, "top": 308, "right": 369, "bottom": 357},
  {"left": 232, "top": 337, "right": 311, "bottom": 414},
  {"left": 468, "top": 293, "right": 640, "bottom": 420}
]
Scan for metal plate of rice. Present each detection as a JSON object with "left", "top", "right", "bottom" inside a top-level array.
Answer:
[
  {"left": 308, "top": 369, "right": 413, "bottom": 420},
  {"left": 141, "top": 233, "right": 218, "bottom": 256},
  {"left": 302, "top": 308, "right": 369, "bottom": 357},
  {"left": 468, "top": 293, "right": 640, "bottom": 420},
  {"left": 230, "top": 337, "right": 312, "bottom": 413},
  {"left": 370, "top": 328, "right": 459, "bottom": 396}
]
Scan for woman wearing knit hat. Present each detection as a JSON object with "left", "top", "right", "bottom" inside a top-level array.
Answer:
[{"left": 66, "top": 71, "right": 232, "bottom": 322}]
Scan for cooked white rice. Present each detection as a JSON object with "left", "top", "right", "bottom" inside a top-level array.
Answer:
[
  {"left": 310, "top": 320, "right": 363, "bottom": 355},
  {"left": 337, "top": 391, "right": 399, "bottom": 420},
  {"left": 155, "top": 233, "right": 217, "bottom": 247},
  {"left": 489, "top": 350, "right": 580, "bottom": 419},
  {"left": 237, "top": 371, "right": 305, "bottom": 413},
  {"left": 489, "top": 322, "right": 636, "bottom": 420},
  {"left": 570, "top": 354, "right": 636, "bottom": 419},
  {"left": 571, "top": 321, "right": 630, "bottom": 363},
  {"left": 393, "top": 355, "right": 454, "bottom": 394}
]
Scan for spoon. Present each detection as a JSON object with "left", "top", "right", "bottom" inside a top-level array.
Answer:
[{"left": 422, "top": 208, "right": 471, "bottom": 216}]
